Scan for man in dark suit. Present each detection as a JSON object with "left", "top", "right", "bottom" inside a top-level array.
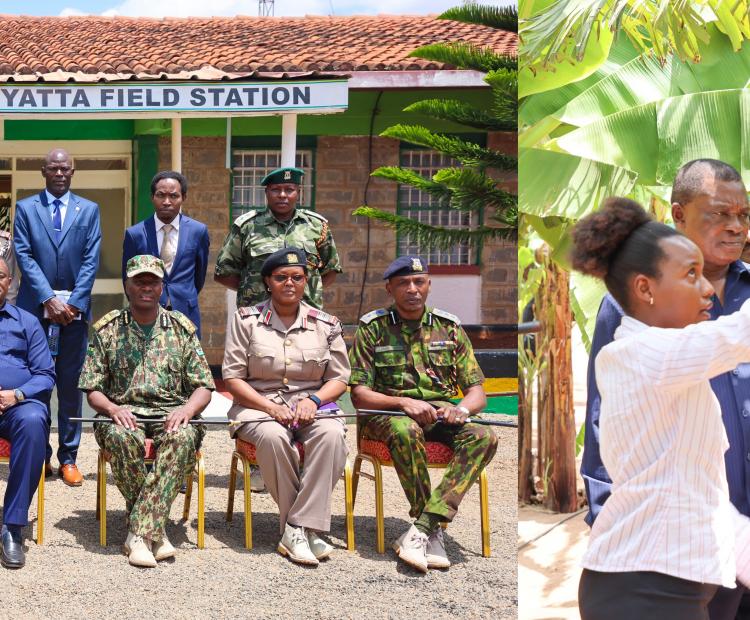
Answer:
[
  {"left": 122, "top": 171, "right": 209, "bottom": 336},
  {"left": 13, "top": 147, "right": 101, "bottom": 486}
]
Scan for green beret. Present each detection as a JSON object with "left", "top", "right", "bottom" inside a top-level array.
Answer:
[
  {"left": 126, "top": 254, "right": 165, "bottom": 279},
  {"left": 261, "top": 247, "right": 308, "bottom": 277},
  {"left": 383, "top": 255, "right": 429, "bottom": 280},
  {"left": 261, "top": 167, "right": 304, "bottom": 186}
]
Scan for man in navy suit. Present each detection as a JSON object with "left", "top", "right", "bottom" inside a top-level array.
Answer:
[
  {"left": 13, "top": 148, "right": 101, "bottom": 486},
  {"left": 122, "top": 171, "right": 209, "bottom": 337}
]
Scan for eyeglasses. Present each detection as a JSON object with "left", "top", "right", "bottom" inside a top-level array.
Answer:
[
  {"left": 705, "top": 210, "right": 750, "bottom": 226},
  {"left": 44, "top": 165, "right": 73, "bottom": 175},
  {"left": 154, "top": 192, "right": 182, "bottom": 200},
  {"left": 270, "top": 274, "right": 306, "bottom": 283}
]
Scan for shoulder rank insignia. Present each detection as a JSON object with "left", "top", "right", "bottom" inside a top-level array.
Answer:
[
  {"left": 238, "top": 306, "right": 261, "bottom": 319},
  {"left": 302, "top": 209, "right": 328, "bottom": 223},
  {"left": 431, "top": 308, "right": 461, "bottom": 325},
  {"left": 359, "top": 308, "right": 388, "bottom": 324},
  {"left": 169, "top": 310, "right": 197, "bottom": 335},
  {"left": 233, "top": 209, "right": 261, "bottom": 227},
  {"left": 93, "top": 309, "right": 122, "bottom": 331},
  {"left": 308, "top": 308, "right": 339, "bottom": 325}
]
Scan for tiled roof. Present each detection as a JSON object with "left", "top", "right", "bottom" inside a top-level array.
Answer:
[{"left": 0, "top": 15, "right": 517, "bottom": 82}]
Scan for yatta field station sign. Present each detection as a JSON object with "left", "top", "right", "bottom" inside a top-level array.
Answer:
[{"left": 0, "top": 80, "right": 348, "bottom": 113}]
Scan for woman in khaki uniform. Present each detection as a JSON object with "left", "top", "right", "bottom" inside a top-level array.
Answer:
[{"left": 222, "top": 246, "right": 350, "bottom": 566}]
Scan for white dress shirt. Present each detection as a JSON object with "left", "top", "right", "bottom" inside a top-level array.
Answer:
[
  {"left": 583, "top": 299, "right": 750, "bottom": 587},
  {"left": 155, "top": 213, "right": 180, "bottom": 254},
  {"left": 45, "top": 190, "right": 70, "bottom": 225}
]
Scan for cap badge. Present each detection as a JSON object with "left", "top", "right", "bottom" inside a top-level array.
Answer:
[
  {"left": 284, "top": 170, "right": 291, "bottom": 180},
  {"left": 287, "top": 253, "right": 298, "bottom": 264},
  {"left": 411, "top": 258, "right": 423, "bottom": 272}
]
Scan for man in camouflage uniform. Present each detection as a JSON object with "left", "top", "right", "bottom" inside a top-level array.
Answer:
[
  {"left": 214, "top": 166, "right": 341, "bottom": 310},
  {"left": 78, "top": 255, "right": 215, "bottom": 568},
  {"left": 349, "top": 256, "right": 497, "bottom": 573}
]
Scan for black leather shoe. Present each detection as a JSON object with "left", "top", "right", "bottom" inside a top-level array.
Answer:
[{"left": 1, "top": 528, "right": 25, "bottom": 569}]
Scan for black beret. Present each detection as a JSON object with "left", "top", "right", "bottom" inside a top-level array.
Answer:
[
  {"left": 261, "top": 247, "right": 308, "bottom": 277},
  {"left": 383, "top": 255, "right": 429, "bottom": 280},
  {"left": 261, "top": 167, "right": 304, "bottom": 186}
]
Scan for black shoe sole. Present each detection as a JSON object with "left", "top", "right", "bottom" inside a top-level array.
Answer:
[{"left": 1, "top": 555, "right": 24, "bottom": 569}]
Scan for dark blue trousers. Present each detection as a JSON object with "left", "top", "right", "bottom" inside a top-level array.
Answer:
[
  {"left": 0, "top": 401, "right": 48, "bottom": 527},
  {"left": 43, "top": 319, "right": 87, "bottom": 465}
]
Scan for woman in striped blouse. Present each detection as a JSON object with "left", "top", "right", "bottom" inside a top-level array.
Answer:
[{"left": 572, "top": 197, "right": 750, "bottom": 619}]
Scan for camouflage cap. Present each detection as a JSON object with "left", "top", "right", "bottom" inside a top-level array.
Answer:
[
  {"left": 261, "top": 246, "right": 308, "bottom": 276},
  {"left": 383, "top": 255, "right": 429, "bottom": 280},
  {"left": 126, "top": 254, "right": 165, "bottom": 279},
  {"left": 261, "top": 167, "right": 304, "bottom": 186}
]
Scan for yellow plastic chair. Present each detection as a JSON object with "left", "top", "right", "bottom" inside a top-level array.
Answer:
[
  {"left": 351, "top": 418, "right": 490, "bottom": 557},
  {"left": 226, "top": 437, "right": 355, "bottom": 551},
  {"left": 96, "top": 438, "right": 205, "bottom": 548},
  {"left": 0, "top": 438, "right": 45, "bottom": 544}
]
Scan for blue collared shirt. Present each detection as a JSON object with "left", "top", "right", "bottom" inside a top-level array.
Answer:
[
  {"left": 0, "top": 300, "right": 55, "bottom": 402},
  {"left": 583, "top": 260, "right": 750, "bottom": 525}
]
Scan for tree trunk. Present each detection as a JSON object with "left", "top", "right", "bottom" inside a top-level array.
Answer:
[
  {"left": 537, "top": 254, "right": 577, "bottom": 513},
  {"left": 518, "top": 351, "right": 533, "bottom": 502}
]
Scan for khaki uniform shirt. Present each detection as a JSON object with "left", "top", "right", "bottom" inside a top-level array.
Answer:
[
  {"left": 78, "top": 306, "right": 215, "bottom": 417},
  {"left": 214, "top": 207, "right": 342, "bottom": 309},
  {"left": 348, "top": 305, "right": 485, "bottom": 402},
  {"left": 222, "top": 300, "right": 350, "bottom": 418}
]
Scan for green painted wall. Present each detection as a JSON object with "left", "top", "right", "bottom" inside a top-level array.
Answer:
[
  {"left": 4, "top": 119, "right": 134, "bottom": 140},
  {"left": 133, "top": 135, "right": 159, "bottom": 221}
]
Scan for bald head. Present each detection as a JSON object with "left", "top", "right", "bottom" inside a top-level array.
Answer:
[
  {"left": 671, "top": 159, "right": 744, "bottom": 206},
  {"left": 42, "top": 148, "right": 74, "bottom": 197}
]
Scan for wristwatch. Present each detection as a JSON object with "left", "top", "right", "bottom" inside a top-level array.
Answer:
[
  {"left": 307, "top": 394, "right": 322, "bottom": 408},
  {"left": 13, "top": 389, "right": 25, "bottom": 403}
]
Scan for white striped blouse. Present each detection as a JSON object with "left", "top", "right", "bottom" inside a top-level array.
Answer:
[{"left": 582, "top": 300, "right": 750, "bottom": 587}]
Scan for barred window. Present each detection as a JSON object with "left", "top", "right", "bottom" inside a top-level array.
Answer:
[
  {"left": 397, "top": 149, "right": 477, "bottom": 265},
  {"left": 231, "top": 149, "right": 314, "bottom": 221}
]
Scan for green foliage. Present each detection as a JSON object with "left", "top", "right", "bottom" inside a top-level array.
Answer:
[
  {"left": 354, "top": 4, "right": 517, "bottom": 254},
  {"left": 439, "top": 3, "right": 519, "bottom": 32}
]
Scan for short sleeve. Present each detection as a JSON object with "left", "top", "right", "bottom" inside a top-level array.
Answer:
[
  {"left": 348, "top": 322, "right": 377, "bottom": 388},
  {"left": 214, "top": 224, "right": 244, "bottom": 277},
  {"left": 78, "top": 330, "right": 111, "bottom": 393},
  {"left": 222, "top": 311, "right": 252, "bottom": 380},
  {"left": 454, "top": 326, "right": 485, "bottom": 390},
  {"left": 182, "top": 332, "right": 215, "bottom": 393},
  {"left": 318, "top": 225, "right": 342, "bottom": 274},
  {"left": 322, "top": 322, "right": 351, "bottom": 384}
]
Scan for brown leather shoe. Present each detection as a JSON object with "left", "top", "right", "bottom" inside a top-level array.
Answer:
[
  {"left": 58, "top": 464, "right": 83, "bottom": 486},
  {"left": 44, "top": 462, "right": 54, "bottom": 478}
]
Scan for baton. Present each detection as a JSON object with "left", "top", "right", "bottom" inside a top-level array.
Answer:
[
  {"left": 69, "top": 417, "right": 231, "bottom": 425},
  {"left": 355, "top": 409, "right": 517, "bottom": 428}
]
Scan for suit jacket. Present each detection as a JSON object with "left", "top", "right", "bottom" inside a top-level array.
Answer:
[
  {"left": 13, "top": 191, "right": 101, "bottom": 322},
  {"left": 122, "top": 213, "right": 209, "bottom": 335}
]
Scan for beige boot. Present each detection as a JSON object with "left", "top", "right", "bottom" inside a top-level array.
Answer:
[
  {"left": 124, "top": 533, "right": 157, "bottom": 568},
  {"left": 153, "top": 533, "right": 176, "bottom": 562},
  {"left": 392, "top": 524, "right": 428, "bottom": 573},
  {"left": 277, "top": 524, "right": 319, "bottom": 566},
  {"left": 306, "top": 530, "right": 333, "bottom": 560},
  {"left": 425, "top": 527, "right": 451, "bottom": 569}
]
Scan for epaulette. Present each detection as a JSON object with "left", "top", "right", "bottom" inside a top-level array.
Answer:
[
  {"left": 233, "top": 209, "right": 261, "bottom": 227},
  {"left": 359, "top": 308, "right": 388, "bottom": 324},
  {"left": 169, "top": 310, "right": 197, "bottom": 335},
  {"left": 300, "top": 209, "right": 328, "bottom": 223},
  {"left": 431, "top": 308, "right": 461, "bottom": 325},
  {"left": 308, "top": 308, "right": 339, "bottom": 325},
  {"left": 93, "top": 309, "right": 122, "bottom": 331},
  {"left": 0, "top": 230, "right": 10, "bottom": 239},
  {"left": 238, "top": 306, "right": 261, "bottom": 319}
]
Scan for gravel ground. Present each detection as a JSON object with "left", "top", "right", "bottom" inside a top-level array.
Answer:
[{"left": 1, "top": 424, "right": 516, "bottom": 619}]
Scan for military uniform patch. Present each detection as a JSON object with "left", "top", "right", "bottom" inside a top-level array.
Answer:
[
  {"left": 432, "top": 308, "right": 461, "bottom": 325},
  {"left": 238, "top": 306, "right": 261, "bottom": 319},
  {"left": 360, "top": 308, "right": 388, "bottom": 324},
  {"left": 308, "top": 308, "right": 339, "bottom": 325},
  {"left": 93, "top": 309, "right": 121, "bottom": 331}
]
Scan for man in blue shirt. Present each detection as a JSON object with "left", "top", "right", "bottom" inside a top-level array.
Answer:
[
  {"left": 582, "top": 159, "right": 750, "bottom": 618},
  {"left": 0, "top": 256, "right": 55, "bottom": 569}
]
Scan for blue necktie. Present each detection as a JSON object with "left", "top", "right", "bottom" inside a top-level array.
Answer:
[{"left": 52, "top": 199, "right": 62, "bottom": 243}]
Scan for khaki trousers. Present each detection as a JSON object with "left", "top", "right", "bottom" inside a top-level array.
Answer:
[{"left": 230, "top": 406, "right": 348, "bottom": 533}]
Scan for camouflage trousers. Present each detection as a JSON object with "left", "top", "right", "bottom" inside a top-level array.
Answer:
[
  {"left": 94, "top": 420, "right": 205, "bottom": 542},
  {"left": 361, "top": 415, "right": 497, "bottom": 521}
]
